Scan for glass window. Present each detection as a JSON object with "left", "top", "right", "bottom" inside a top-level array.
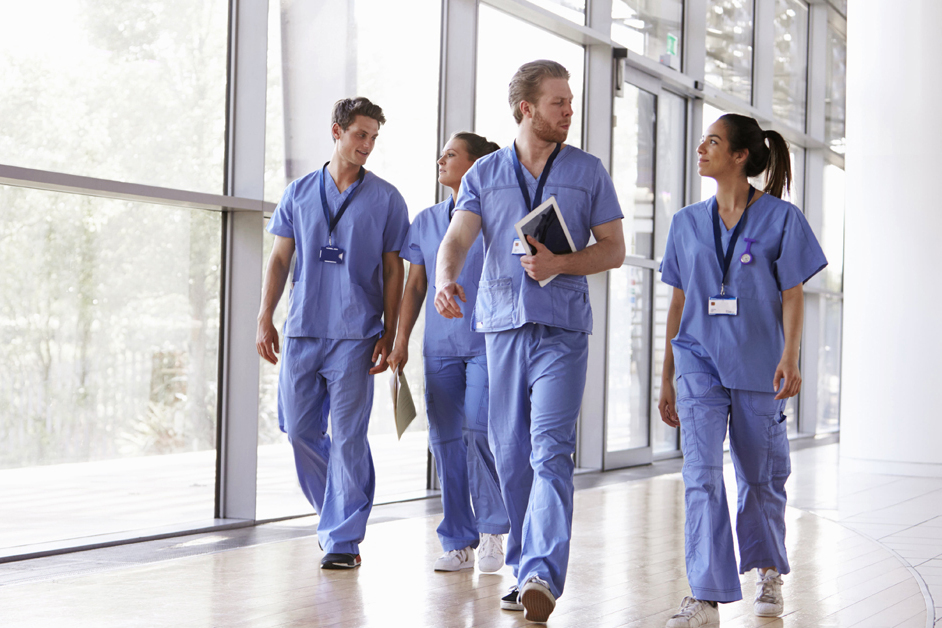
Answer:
[
  {"left": 822, "top": 165, "right": 845, "bottom": 293},
  {"left": 259, "top": 0, "right": 442, "bottom": 519},
  {"left": 264, "top": 0, "right": 441, "bottom": 218},
  {"left": 705, "top": 0, "right": 754, "bottom": 103},
  {"left": 606, "top": 266, "right": 653, "bottom": 453},
  {"left": 825, "top": 26, "right": 847, "bottom": 154},
  {"left": 827, "top": 0, "right": 847, "bottom": 16},
  {"left": 476, "top": 4, "right": 586, "bottom": 150},
  {"left": 773, "top": 0, "right": 809, "bottom": 132},
  {"left": 0, "top": 0, "right": 228, "bottom": 194},
  {"left": 651, "top": 92, "right": 686, "bottom": 455},
  {"left": 0, "top": 186, "right": 220, "bottom": 549},
  {"left": 528, "top": 0, "right": 586, "bottom": 25},
  {"left": 611, "top": 0, "right": 684, "bottom": 71},
  {"left": 816, "top": 295, "right": 842, "bottom": 433},
  {"left": 613, "top": 84, "right": 657, "bottom": 257}
]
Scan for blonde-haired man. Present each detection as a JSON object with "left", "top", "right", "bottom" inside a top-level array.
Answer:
[{"left": 435, "top": 60, "right": 625, "bottom": 622}]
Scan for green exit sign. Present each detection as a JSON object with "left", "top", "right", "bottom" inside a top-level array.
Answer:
[{"left": 667, "top": 33, "right": 678, "bottom": 56}]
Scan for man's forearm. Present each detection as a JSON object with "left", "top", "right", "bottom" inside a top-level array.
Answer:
[
  {"left": 383, "top": 258, "right": 405, "bottom": 337},
  {"left": 436, "top": 232, "right": 470, "bottom": 287},
  {"left": 258, "top": 257, "right": 290, "bottom": 321},
  {"left": 552, "top": 235, "right": 625, "bottom": 277}
]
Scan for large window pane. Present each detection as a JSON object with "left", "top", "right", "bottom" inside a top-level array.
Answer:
[
  {"left": 705, "top": 0, "right": 754, "bottom": 103},
  {"left": 825, "top": 25, "right": 847, "bottom": 154},
  {"left": 0, "top": 186, "right": 220, "bottom": 549},
  {"left": 0, "top": 1, "right": 228, "bottom": 193},
  {"left": 528, "top": 0, "right": 586, "bottom": 25},
  {"left": 476, "top": 4, "right": 585, "bottom": 149},
  {"left": 773, "top": 0, "right": 809, "bottom": 131},
  {"left": 613, "top": 84, "right": 657, "bottom": 257},
  {"left": 816, "top": 296, "right": 842, "bottom": 433},
  {"left": 606, "top": 266, "right": 653, "bottom": 453},
  {"left": 822, "top": 165, "right": 845, "bottom": 293},
  {"left": 264, "top": 0, "right": 440, "bottom": 217},
  {"left": 259, "top": 0, "right": 441, "bottom": 519},
  {"left": 612, "top": 0, "right": 683, "bottom": 71}
]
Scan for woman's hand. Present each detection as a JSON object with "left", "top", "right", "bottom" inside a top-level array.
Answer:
[
  {"left": 658, "top": 378, "right": 680, "bottom": 427},
  {"left": 773, "top": 358, "right": 801, "bottom": 400},
  {"left": 387, "top": 343, "right": 408, "bottom": 373}
]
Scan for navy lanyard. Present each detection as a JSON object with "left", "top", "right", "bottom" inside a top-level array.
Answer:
[
  {"left": 319, "top": 162, "right": 366, "bottom": 243},
  {"left": 711, "top": 186, "right": 756, "bottom": 294},
  {"left": 511, "top": 141, "right": 561, "bottom": 213},
  {"left": 447, "top": 196, "right": 456, "bottom": 222}
]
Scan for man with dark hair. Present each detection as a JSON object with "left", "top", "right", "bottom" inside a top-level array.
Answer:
[
  {"left": 256, "top": 97, "right": 409, "bottom": 570},
  {"left": 435, "top": 60, "right": 626, "bottom": 622}
]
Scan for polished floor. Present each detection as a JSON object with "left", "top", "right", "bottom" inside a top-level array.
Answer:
[{"left": 0, "top": 440, "right": 937, "bottom": 627}]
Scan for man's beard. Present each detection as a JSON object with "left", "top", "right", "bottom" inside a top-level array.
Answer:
[{"left": 532, "top": 109, "right": 568, "bottom": 144}]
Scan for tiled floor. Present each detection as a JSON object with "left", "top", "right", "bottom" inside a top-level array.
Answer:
[{"left": 0, "top": 440, "right": 937, "bottom": 627}]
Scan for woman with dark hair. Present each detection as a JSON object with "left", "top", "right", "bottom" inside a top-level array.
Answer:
[
  {"left": 388, "top": 132, "right": 509, "bottom": 573},
  {"left": 658, "top": 114, "right": 827, "bottom": 626}
]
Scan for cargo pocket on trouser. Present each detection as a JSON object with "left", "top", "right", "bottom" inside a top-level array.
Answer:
[
  {"left": 768, "top": 415, "right": 791, "bottom": 476},
  {"left": 675, "top": 373, "right": 716, "bottom": 466},
  {"left": 473, "top": 278, "right": 515, "bottom": 331}
]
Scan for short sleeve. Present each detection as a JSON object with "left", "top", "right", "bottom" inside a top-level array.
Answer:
[
  {"left": 589, "top": 159, "right": 624, "bottom": 227},
  {"left": 773, "top": 205, "right": 828, "bottom": 291},
  {"left": 455, "top": 162, "right": 482, "bottom": 216},
  {"left": 267, "top": 181, "right": 296, "bottom": 238},
  {"left": 399, "top": 220, "right": 425, "bottom": 265},
  {"left": 659, "top": 217, "right": 683, "bottom": 289},
  {"left": 383, "top": 188, "right": 411, "bottom": 253}
]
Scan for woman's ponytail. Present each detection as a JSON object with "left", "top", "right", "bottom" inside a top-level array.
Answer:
[{"left": 718, "top": 114, "right": 792, "bottom": 199}]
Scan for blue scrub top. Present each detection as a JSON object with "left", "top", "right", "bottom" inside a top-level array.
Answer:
[
  {"left": 267, "top": 168, "right": 410, "bottom": 340},
  {"left": 659, "top": 193, "right": 827, "bottom": 392},
  {"left": 455, "top": 145, "right": 623, "bottom": 334},
  {"left": 400, "top": 199, "right": 486, "bottom": 358}
]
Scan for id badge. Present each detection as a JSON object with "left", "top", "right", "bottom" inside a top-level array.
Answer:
[
  {"left": 320, "top": 245, "right": 345, "bottom": 264},
  {"left": 708, "top": 295, "right": 738, "bottom": 316},
  {"left": 511, "top": 238, "right": 526, "bottom": 255}
]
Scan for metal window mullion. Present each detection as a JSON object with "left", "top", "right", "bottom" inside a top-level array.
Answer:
[
  {"left": 576, "top": 0, "right": 613, "bottom": 471},
  {"left": 216, "top": 0, "right": 268, "bottom": 521},
  {"left": 752, "top": 0, "right": 775, "bottom": 117}
]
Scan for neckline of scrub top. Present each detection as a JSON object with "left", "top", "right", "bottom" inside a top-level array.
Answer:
[
  {"left": 319, "top": 162, "right": 366, "bottom": 243},
  {"left": 511, "top": 141, "right": 562, "bottom": 213},
  {"left": 711, "top": 185, "right": 756, "bottom": 291},
  {"left": 447, "top": 196, "right": 456, "bottom": 221}
]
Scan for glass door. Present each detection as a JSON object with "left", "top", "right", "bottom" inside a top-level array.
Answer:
[{"left": 605, "top": 66, "right": 686, "bottom": 469}]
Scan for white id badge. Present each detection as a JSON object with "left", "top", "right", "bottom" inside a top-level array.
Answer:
[
  {"left": 511, "top": 238, "right": 527, "bottom": 255},
  {"left": 708, "top": 295, "right": 738, "bottom": 316}
]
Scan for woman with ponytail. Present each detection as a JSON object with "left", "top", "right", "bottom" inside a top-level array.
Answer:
[
  {"left": 657, "top": 114, "right": 827, "bottom": 626},
  {"left": 387, "top": 132, "right": 509, "bottom": 574}
]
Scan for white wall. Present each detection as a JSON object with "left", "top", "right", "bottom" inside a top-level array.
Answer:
[{"left": 841, "top": 0, "right": 942, "bottom": 471}]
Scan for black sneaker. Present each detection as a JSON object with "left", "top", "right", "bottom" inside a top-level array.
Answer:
[
  {"left": 320, "top": 553, "right": 361, "bottom": 569},
  {"left": 500, "top": 586, "right": 523, "bottom": 611}
]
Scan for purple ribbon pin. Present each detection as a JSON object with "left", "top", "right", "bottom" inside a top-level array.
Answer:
[{"left": 740, "top": 238, "right": 757, "bottom": 265}]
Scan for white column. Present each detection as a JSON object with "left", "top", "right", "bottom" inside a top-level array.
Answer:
[{"left": 841, "top": 0, "right": 942, "bottom": 473}]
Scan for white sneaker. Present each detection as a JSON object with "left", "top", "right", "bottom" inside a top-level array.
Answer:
[
  {"left": 520, "top": 575, "right": 556, "bottom": 623},
  {"left": 665, "top": 597, "right": 720, "bottom": 627},
  {"left": 754, "top": 569, "right": 784, "bottom": 617},
  {"left": 477, "top": 533, "right": 505, "bottom": 572},
  {"left": 433, "top": 546, "right": 474, "bottom": 572}
]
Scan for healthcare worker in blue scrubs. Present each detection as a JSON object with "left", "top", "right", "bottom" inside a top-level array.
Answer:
[
  {"left": 387, "top": 132, "right": 510, "bottom": 574},
  {"left": 434, "top": 60, "right": 625, "bottom": 623},
  {"left": 658, "top": 114, "right": 827, "bottom": 627},
  {"left": 256, "top": 97, "right": 410, "bottom": 571}
]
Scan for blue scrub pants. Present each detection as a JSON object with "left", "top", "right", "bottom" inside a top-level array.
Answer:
[
  {"left": 424, "top": 354, "right": 509, "bottom": 552},
  {"left": 485, "top": 324, "right": 588, "bottom": 600},
  {"left": 676, "top": 372, "right": 791, "bottom": 603},
  {"left": 278, "top": 336, "right": 377, "bottom": 555}
]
